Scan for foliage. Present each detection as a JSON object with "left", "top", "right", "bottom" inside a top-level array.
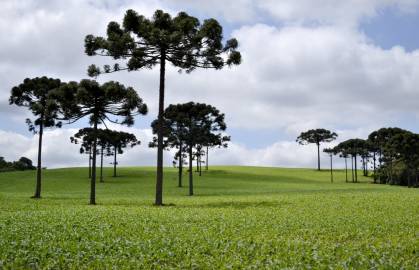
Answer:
[
  {"left": 53, "top": 79, "right": 147, "bottom": 204},
  {"left": 84, "top": 8, "right": 241, "bottom": 205},
  {"left": 0, "top": 157, "right": 36, "bottom": 172},
  {"left": 0, "top": 167, "right": 417, "bottom": 269},
  {"left": 9, "top": 77, "right": 64, "bottom": 198},
  {"left": 296, "top": 129, "right": 338, "bottom": 170},
  {"left": 152, "top": 102, "right": 228, "bottom": 195}
]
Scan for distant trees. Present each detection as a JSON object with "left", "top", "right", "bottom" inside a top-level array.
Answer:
[
  {"left": 153, "top": 102, "right": 228, "bottom": 195},
  {"left": 296, "top": 129, "right": 338, "bottom": 171},
  {"left": 332, "top": 127, "right": 419, "bottom": 187},
  {"left": 54, "top": 80, "right": 147, "bottom": 205},
  {"left": 0, "top": 157, "right": 35, "bottom": 172},
  {"left": 9, "top": 77, "right": 63, "bottom": 198},
  {"left": 85, "top": 8, "right": 241, "bottom": 205},
  {"left": 107, "top": 131, "right": 140, "bottom": 177}
]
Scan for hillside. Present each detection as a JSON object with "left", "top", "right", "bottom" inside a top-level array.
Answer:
[{"left": 0, "top": 167, "right": 418, "bottom": 269}]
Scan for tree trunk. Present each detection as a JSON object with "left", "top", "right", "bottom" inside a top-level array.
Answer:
[
  {"left": 88, "top": 148, "right": 92, "bottom": 179},
  {"left": 33, "top": 119, "right": 43, "bottom": 199},
  {"left": 100, "top": 146, "right": 104, "bottom": 183},
  {"left": 345, "top": 157, "right": 348, "bottom": 183},
  {"left": 199, "top": 156, "right": 202, "bottom": 177},
  {"left": 351, "top": 156, "right": 354, "bottom": 183},
  {"left": 373, "top": 152, "right": 377, "bottom": 183},
  {"left": 196, "top": 152, "right": 199, "bottom": 172},
  {"left": 90, "top": 121, "right": 98, "bottom": 205},
  {"left": 155, "top": 51, "right": 166, "bottom": 206},
  {"left": 206, "top": 146, "right": 209, "bottom": 171},
  {"left": 189, "top": 144, "right": 193, "bottom": 196},
  {"left": 330, "top": 154, "right": 333, "bottom": 183},
  {"left": 354, "top": 155, "right": 358, "bottom": 183},
  {"left": 113, "top": 146, "right": 117, "bottom": 177},
  {"left": 317, "top": 142, "right": 320, "bottom": 171},
  {"left": 178, "top": 143, "right": 183, "bottom": 187},
  {"left": 365, "top": 157, "right": 368, "bottom": 176}
]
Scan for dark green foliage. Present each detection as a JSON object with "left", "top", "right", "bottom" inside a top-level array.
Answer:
[
  {"left": 0, "top": 157, "right": 36, "bottom": 172},
  {"left": 54, "top": 80, "right": 147, "bottom": 204},
  {"left": 151, "top": 102, "right": 228, "bottom": 195},
  {"left": 296, "top": 129, "right": 338, "bottom": 171},
  {"left": 9, "top": 77, "right": 63, "bottom": 198},
  {"left": 85, "top": 8, "right": 241, "bottom": 205}
]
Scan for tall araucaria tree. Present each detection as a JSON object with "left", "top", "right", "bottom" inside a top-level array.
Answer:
[
  {"left": 296, "top": 129, "right": 338, "bottom": 171},
  {"left": 84, "top": 9, "right": 241, "bottom": 205},
  {"left": 9, "top": 77, "right": 63, "bottom": 199},
  {"left": 54, "top": 80, "right": 147, "bottom": 205}
]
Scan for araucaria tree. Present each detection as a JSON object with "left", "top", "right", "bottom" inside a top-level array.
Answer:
[
  {"left": 296, "top": 129, "right": 338, "bottom": 171},
  {"left": 156, "top": 102, "right": 228, "bottom": 196},
  {"left": 55, "top": 80, "right": 147, "bottom": 205},
  {"left": 107, "top": 131, "right": 140, "bottom": 177},
  {"left": 84, "top": 9, "right": 241, "bottom": 205},
  {"left": 9, "top": 77, "right": 63, "bottom": 199}
]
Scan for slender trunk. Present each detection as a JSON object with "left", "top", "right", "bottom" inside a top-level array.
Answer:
[
  {"left": 378, "top": 150, "right": 382, "bottom": 184},
  {"left": 155, "top": 51, "right": 166, "bottom": 205},
  {"left": 206, "top": 146, "right": 209, "bottom": 171},
  {"left": 373, "top": 152, "right": 377, "bottom": 183},
  {"left": 189, "top": 144, "right": 193, "bottom": 196},
  {"left": 355, "top": 155, "right": 358, "bottom": 183},
  {"left": 345, "top": 157, "right": 348, "bottom": 183},
  {"left": 389, "top": 159, "right": 393, "bottom": 184},
  {"left": 113, "top": 146, "right": 117, "bottom": 177},
  {"left": 199, "top": 156, "right": 202, "bottom": 177},
  {"left": 317, "top": 142, "right": 320, "bottom": 171},
  {"left": 351, "top": 156, "right": 354, "bottom": 183},
  {"left": 90, "top": 121, "right": 98, "bottom": 205},
  {"left": 196, "top": 153, "right": 199, "bottom": 172},
  {"left": 33, "top": 120, "right": 43, "bottom": 198},
  {"left": 365, "top": 157, "right": 368, "bottom": 176},
  {"left": 178, "top": 143, "right": 183, "bottom": 187},
  {"left": 100, "top": 146, "right": 104, "bottom": 183},
  {"left": 88, "top": 148, "right": 92, "bottom": 179},
  {"left": 330, "top": 154, "right": 333, "bottom": 183}
]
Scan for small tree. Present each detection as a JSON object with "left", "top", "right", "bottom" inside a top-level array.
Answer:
[
  {"left": 71, "top": 128, "right": 114, "bottom": 182},
  {"left": 157, "top": 102, "right": 227, "bottom": 196},
  {"left": 9, "top": 77, "right": 63, "bottom": 198},
  {"left": 203, "top": 133, "right": 230, "bottom": 171},
  {"left": 296, "top": 129, "right": 338, "bottom": 171},
  {"left": 85, "top": 9, "right": 241, "bottom": 205},
  {"left": 55, "top": 80, "right": 147, "bottom": 205},
  {"left": 323, "top": 148, "right": 335, "bottom": 183},
  {"left": 107, "top": 130, "right": 140, "bottom": 177}
]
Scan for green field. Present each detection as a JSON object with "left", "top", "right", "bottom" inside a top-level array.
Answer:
[{"left": 0, "top": 166, "right": 417, "bottom": 269}]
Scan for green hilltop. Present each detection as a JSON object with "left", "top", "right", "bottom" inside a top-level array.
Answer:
[{"left": 0, "top": 166, "right": 418, "bottom": 269}]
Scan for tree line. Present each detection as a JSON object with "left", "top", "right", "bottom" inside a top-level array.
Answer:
[
  {"left": 0, "top": 156, "right": 35, "bottom": 172},
  {"left": 8, "top": 9, "right": 241, "bottom": 205},
  {"left": 297, "top": 128, "right": 419, "bottom": 188}
]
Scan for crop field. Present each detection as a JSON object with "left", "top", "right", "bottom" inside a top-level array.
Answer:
[{"left": 0, "top": 166, "right": 418, "bottom": 269}]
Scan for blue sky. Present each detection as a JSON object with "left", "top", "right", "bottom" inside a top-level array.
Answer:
[{"left": 1, "top": 0, "right": 419, "bottom": 168}]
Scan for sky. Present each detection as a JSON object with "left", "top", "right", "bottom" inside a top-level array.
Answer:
[{"left": 1, "top": 0, "right": 419, "bottom": 169}]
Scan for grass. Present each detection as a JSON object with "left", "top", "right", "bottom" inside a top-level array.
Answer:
[{"left": 0, "top": 166, "right": 418, "bottom": 269}]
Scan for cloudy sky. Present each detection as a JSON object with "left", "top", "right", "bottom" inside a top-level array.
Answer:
[{"left": 1, "top": 0, "right": 419, "bottom": 169}]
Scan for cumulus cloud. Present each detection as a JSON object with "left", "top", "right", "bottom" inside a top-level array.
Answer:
[{"left": 1, "top": 0, "right": 419, "bottom": 168}]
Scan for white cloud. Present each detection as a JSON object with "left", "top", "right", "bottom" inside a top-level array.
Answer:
[{"left": 1, "top": 1, "right": 419, "bottom": 168}]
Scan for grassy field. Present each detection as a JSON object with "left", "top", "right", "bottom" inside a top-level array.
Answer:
[{"left": 0, "top": 166, "right": 418, "bottom": 269}]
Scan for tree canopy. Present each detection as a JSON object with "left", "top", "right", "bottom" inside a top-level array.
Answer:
[
  {"left": 54, "top": 79, "right": 147, "bottom": 204},
  {"left": 9, "top": 77, "right": 63, "bottom": 199},
  {"left": 296, "top": 128, "right": 338, "bottom": 171},
  {"left": 84, "top": 8, "right": 241, "bottom": 205}
]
